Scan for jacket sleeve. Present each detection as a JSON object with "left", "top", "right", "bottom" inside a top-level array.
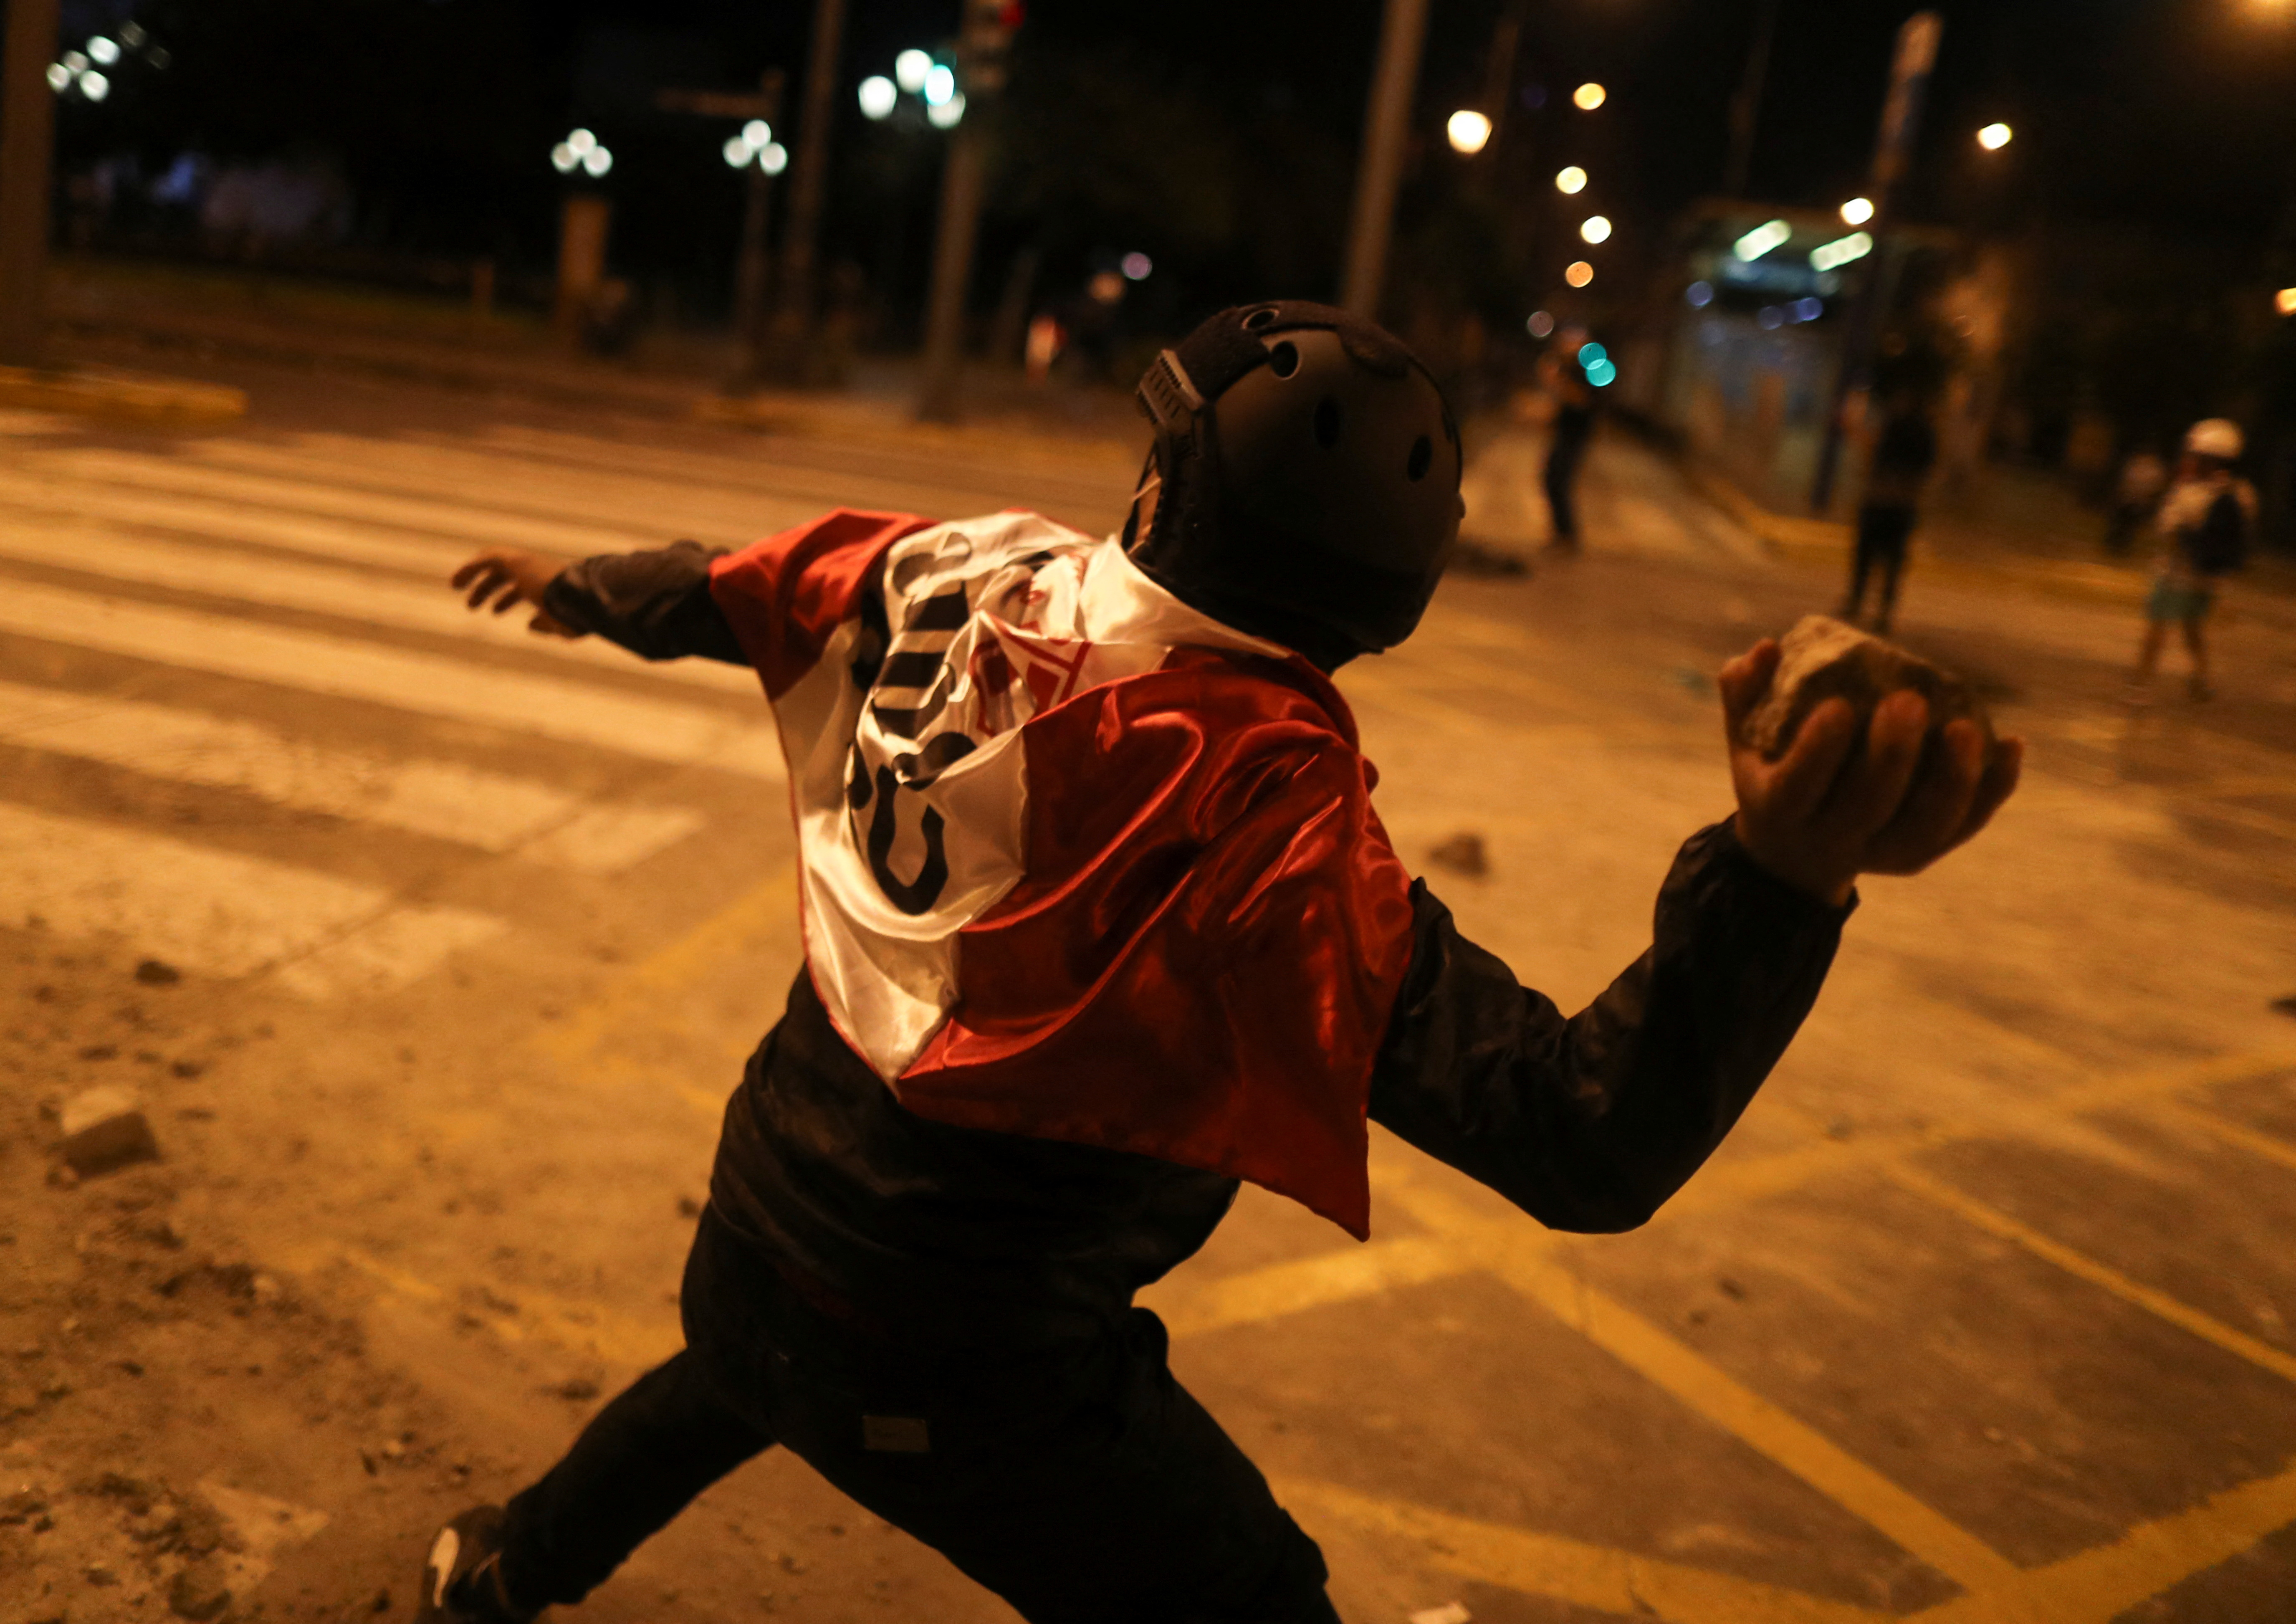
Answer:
[
  {"left": 540, "top": 541, "right": 749, "bottom": 665},
  {"left": 1368, "top": 819, "right": 1849, "bottom": 1233}
]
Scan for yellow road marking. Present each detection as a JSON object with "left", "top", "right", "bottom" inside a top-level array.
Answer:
[
  {"left": 1377, "top": 1180, "right": 2022, "bottom": 1592},
  {"left": 1281, "top": 1477, "right": 1891, "bottom": 1624},
  {"left": 1911, "top": 1455, "right": 2296, "bottom": 1623},
  {"left": 537, "top": 866, "right": 799, "bottom": 1064},
  {"left": 1885, "top": 1163, "right": 2296, "bottom": 1387},
  {"left": 2152, "top": 1099, "right": 2296, "bottom": 1174},
  {"left": 1151, "top": 1235, "right": 1471, "bottom": 1341}
]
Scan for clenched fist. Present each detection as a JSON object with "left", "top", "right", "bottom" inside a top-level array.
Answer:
[{"left": 1720, "top": 639, "right": 2021, "bottom": 907}]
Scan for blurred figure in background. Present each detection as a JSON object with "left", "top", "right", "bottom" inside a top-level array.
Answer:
[
  {"left": 2127, "top": 418, "right": 2256, "bottom": 703},
  {"left": 1840, "top": 384, "right": 1938, "bottom": 634},
  {"left": 1538, "top": 330, "right": 1599, "bottom": 552},
  {"left": 2103, "top": 447, "right": 2168, "bottom": 557}
]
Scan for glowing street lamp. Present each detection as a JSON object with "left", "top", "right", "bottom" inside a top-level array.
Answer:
[
  {"left": 1840, "top": 196, "right": 1875, "bottom": 226},
  {"left": 1555, "top": 166, "right": 1588, "bottom": 195},
  {"left": 1573, "top": 82, "right": 1607, "bottom": 111},
  {"left": 923, "top": 63, "right": 957, "bottom": 107},
  {"left": 2276, "top": 287, "right": 2296, "bottom": 316},
  {"left": 1579, "top": 215, "right": 1612, "bottom": 245},
  {"left": 1446, "top": 109, "right": 1493, "bottom": 154},
  {"left": 925, "top": 92, "right": 966, "bottom": 129},
  {"left": 1733, "top": 218, "right": 1792, "bottom": 261},
  {"left": 551, "top": 128, "right": 610, "bottom": 178},
  {"left": 1565, "top": 261, "right": 1595, "bottom": 288},
  {"left": 858, "top": 76, "right": 897, "bottom": 120},
  {"left": 894, "top": 49, "right": 933, "bottom": 94},
  {"left": 1977, "top": 122, "right": 2013, "bottom": 151}
]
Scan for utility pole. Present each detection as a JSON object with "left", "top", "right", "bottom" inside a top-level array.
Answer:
[
  {"left": 1811, "top": 10, "right": 1942, "bottom": 514},
  {"left": 1339, "top": 0, "right": 1432, "bottom": 318},
  {"left": 915, "top": 0, "right": 1019, "bottom": 423},
  {"left": 659, "top": 75, "right": 786, "bottom": 384},
  {"left": 0, "top": 0, "right": 62, "bottom": 367},
  {"left": 766, "top": 0, "right": 848, "bottom": 382},
  {"left": 1724, "top": 0, "right": 1782, "bottom": 199}
]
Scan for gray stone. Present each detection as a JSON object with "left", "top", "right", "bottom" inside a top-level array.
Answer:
[
  {"left": 57, "top": 1087, "right": 159, "bottom": 1177},
  {"left": 1740, "top": 616, "right": 1992, "bottom": 763}
]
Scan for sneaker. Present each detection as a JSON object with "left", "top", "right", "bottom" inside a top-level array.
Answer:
[{"left": 417, "top": 1506, "right": 539, "bottom": 1623}]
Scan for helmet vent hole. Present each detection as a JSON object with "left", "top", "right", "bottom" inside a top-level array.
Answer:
[
  {"left": 1242, "top": 306, "right": 1279, "bottom": 331},
  {"left": 1314, "top": 396, "right": 1343, "bottom": 448},
  {"left": 1406, "top": 434, "right": 1433, "bottom": 481},
  {"left": 1268, "top": 341, "right": 1300, "bottom": 378}
]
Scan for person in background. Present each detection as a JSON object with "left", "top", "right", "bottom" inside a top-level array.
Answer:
[
  {"left": 1840, "top": 384, "right": 1938, "bottom": 634},
  {"left": 2128, "top": 417, "right": 2256, "bottom": 703},
  {"left": 1538, "top": 331, "right": 1599, "bottom": 552},
  {"left": 2104, "top": 447, "right": 2168, "bottom": 557}
]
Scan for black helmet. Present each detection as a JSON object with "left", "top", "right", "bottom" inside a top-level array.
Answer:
[{"left": 1125, "top": 300, "right": 1463, "bottom": 665}]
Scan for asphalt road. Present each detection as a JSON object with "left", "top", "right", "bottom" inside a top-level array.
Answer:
[{"left": 4, "top": 363, "right": 2296, "bottom": 1624}]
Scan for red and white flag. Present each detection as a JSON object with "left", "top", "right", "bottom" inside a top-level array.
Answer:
[{"left": 710, "top": 508, "right": 1414, "bottom": 1237}]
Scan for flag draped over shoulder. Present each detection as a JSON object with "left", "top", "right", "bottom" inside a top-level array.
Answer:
[{"left": 709, "top": 508, "right": 1414, "bottom": 1237}]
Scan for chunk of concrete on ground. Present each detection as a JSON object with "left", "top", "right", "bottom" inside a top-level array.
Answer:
[
  {"left": 58, "top": 1086, "right": 160, "bottom": 1177},
  {"left": 1742, "top": 615, "right": 1993, "bottom": 762}
]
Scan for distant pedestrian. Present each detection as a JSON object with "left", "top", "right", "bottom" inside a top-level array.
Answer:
[
  {"left": 2128, "top": 418, "right": 2256, "bottom": 703},
  {"left": 2103, "top": 449, "right": 2168, "bottom": 557},
  {"left": 1840, "top": 386, "right": 1938, "bottom": 634},
  {"left": 1539, "top": 332, "right": 1599, "bottom": 551}
]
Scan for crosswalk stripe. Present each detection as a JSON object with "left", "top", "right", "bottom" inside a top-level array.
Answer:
[
  {"left": 0, "top": 678, "right": 700, "bottom": 873},
  {"left": 0, "top": 511, "right": 761, "bottom": 695},
  {"left": 22, "top": 447, "right": 642, "bottom": 555},
  {"left": 0, "top": 474, "right": 481, "bottom": 576},
  {"left": 171, "top": 437, "right": 819, "bottom": 546},
  {"left": 0, "top": 799, "right": 502, "bottom": 997},
  {"left": 0, "top": 577, "right": 785, "bottom": 779}
]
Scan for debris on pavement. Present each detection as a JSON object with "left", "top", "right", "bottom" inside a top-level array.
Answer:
[
  {"left": 58, "top": 1086, "right": 160, "bottom": 1177},
  {"left": 1429, "top": 833, "right": 1490, "bottom": 878}
]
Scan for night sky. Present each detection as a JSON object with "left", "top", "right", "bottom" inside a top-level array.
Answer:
[{"left": 38, "top": 0, "right": 2296, "bottom": 316}]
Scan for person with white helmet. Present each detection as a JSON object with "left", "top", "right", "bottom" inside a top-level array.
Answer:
[{"left": 2127, "top": 417, "right": 2257, "bottom": 702}]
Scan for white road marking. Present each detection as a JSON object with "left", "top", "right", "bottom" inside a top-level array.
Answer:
[
  {"left": 0, "top": 577, "right": 785, "bottom": 779},
  {"left": 22, "top": 446, "right": 641, "bottom": 555},
  {"left": 0, "top": 799, "right": 501, "bottom": 995},
  {"left": 176, "top": 435, "right": 817, "bottom": 547},
  {"left": 0, "top": 678, "right": 701, "bottom": 872},
  {"left": 0, "top": 510, "right": 760, "bottom": 694}
]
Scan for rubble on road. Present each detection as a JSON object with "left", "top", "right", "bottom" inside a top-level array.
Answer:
[{"left": 58, "top": 1087, "right": 160, "bottom": 1178}]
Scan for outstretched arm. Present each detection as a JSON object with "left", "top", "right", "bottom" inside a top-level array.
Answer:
[
  {"left": 450, "top": 543, "right": 748, "bottom": 664},
  {"left": 1369, "top": 639, "right": 2021, "bottom": 1232}
]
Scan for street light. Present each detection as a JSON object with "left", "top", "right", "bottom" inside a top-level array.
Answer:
[
  {"left": 894, "top": 49, "right": 933, "bottom": 94},
  {"left": 858, "top": 76, "right": 897, "bottom": 120},
  {"left": 1573, "top": 82, "right": 1607, "bottom": 111},
  {"left": 1579, "top": 215, "right": 1613, "bottom": 244},
  {"left": 1977, "top": 122, "right": 2013, "bottom": 150},
  {"left": 923, "top": 63, "right": 957, "bottom": 107},
  {"left": 1555, "top": 166, "right": 1588, "bottom": 195},
  {"left": 1840, "top": 196, "right": 1874, "bottom": 225},
  {"left": 2277, "top": 287, "right": 2296, "bottom": 316},
  {"left": 552, "top": 128, "right": 610, "bottom": 178},
  {"left": 1565, "top": 260, "right": 1595, "bottom": 288},
  {"left": 1446, "top": 109, "right": 1493, "bottom": 154},
  {"left": 1733, "top": 218, "right": 1792, "bottom": 261},
  {"left": 925, "top": 93, "right": 966, "bottom": 130}
]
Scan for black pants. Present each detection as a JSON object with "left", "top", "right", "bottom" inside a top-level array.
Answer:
[
  {"left": 1846, "top": 503, "right": 1915, "bottom": 621},
  {"left": 498, "top": 1208, "right": 1338, "bottom": 1624},
  {"left": 1545, "top": 423, "right": 1592, "bottom": 546}
]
